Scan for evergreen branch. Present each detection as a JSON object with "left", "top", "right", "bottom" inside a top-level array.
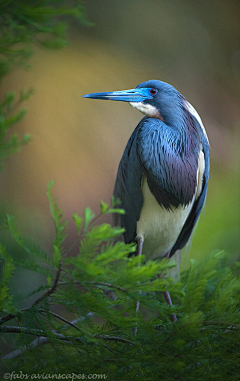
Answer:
[
  {"left": 0, "top": 307, "right": 29, "bottom": 324},
  {"left": 1, "top": 335, "right": 116, "bottom": 360},
  {"left": 0, "top": 314, "right": 116, "bottom": 360},
  {"left": 88, "top": 282, "right": 128, "bottom": 293},
  {"left": 1, "top": 336, "right": 49, "bottom": 360},
  {"left": 94, "top": 334, "right": 136, "bottom": 345},
  {"left": 4, "top": 215, "right": 53, "bottom": 269},
  {"left": 1, "top": 314, "right": 95, "bottom": 360},
  {"left": 86, "top": 208, "right": 124, "bottom": 233},
  {"left": 0, "top": 325, "right": 61, "bottom": 337},
  {"left": 67, "top": 199, "right": 125, "bottom": 256},
  {"left": 102, "top": 344, "right": 116, "bottom": 353},
  {"left": 0, "top": 325, "right": 80, "bottom": 344},
  {"left": 180, "top": 320, "right": 240, "bottom": 330},
  {"left": 0, "top": 326, "right": 135, "bottom": 358},
  {"left": 47, "top": 182, "right": 67, "bottom": 260},
  {"left": 162, "top": 319, "right": 240, "bottom": 344},
  {"left": 200, "top": 320, "right": 240, "bottom": 329},
  {"left": 32, "top": 262, "right": 61, "bottom": 306},
  {"left": 59, "top": 280, "right": 128, "bottom": 294},
  {"left": 0, "top": 307, "right": 83, "bottom": 332},
  {"left": 43, "top": 310, "right": 82, "bottom": 332},
  {"left": 0, "top": 245, "right": 15, "bottom": 309}
]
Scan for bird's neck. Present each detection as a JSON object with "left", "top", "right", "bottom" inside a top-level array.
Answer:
[{"left": 163, "top": 106, "right": 199, "bottom": 156}]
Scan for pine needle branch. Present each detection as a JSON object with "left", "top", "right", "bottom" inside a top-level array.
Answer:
[
  {"left": 94, "top": 335, "right": 136, "bottom": 345},
  {"left": 42, "top": 310, "right": 82, "bottom": 332},
  {"left": 1, "top": 336, "right": 49, "bottom": 360},
  {"left": 32, "top": 262, "right": 62, "bottom": 306},
  {"left": 88, "top": 282, "right": 128, "bottom": 293},
  {"left": 0, "top": 307, "right": 29, "bottom": 325},
  {"left": 59, "top": 280, "right": 128, "bottom": 293}
]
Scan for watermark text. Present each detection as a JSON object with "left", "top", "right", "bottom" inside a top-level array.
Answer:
[{"left": 3, "top": 372, "right": 108, "bottom": 381}]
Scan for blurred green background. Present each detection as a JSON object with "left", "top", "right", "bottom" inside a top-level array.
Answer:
[{"left": 1, "top": 0, "right": 239, "bottom": 271}]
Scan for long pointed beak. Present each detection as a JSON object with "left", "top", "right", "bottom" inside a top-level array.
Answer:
[{"left": 82, "top": 88, "right": 153, "bottom": 103}]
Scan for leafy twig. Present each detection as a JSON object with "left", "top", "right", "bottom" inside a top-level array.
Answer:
[
  {"left": 59, "top": 279, "right": 128, "bottom": 294},
  {"left": 200, "top": 320, "right": 240, "bottom": 328},
  {"left": 0, "top": 307, "right": 29, "bottom": 325},
  {"left": 0, "top": 325, "right": 135, "bottom": 360},
  {"left": 44, "top": 310, "right": 82, "bottom": 332},
  {"left": 88, "top": 282, "right": 128, "bottom": 293},
  {"left": 32, "top": 262, "right": 62, "bottom": 306},
  {"left": 162, "top": 319, "right": 240, "bottom": 344},
  {"left": 0, "top": 307, "right": 82, "bottom": 332},
  {"left": 0, "top": 325, "right": 66, "bottom": 338},
  {"left": 94, "top": 334, "right": 136, "bottom": 345},
  {"left": 1, "top": 336, "right": 48, "bottom": 360},
  {"left": 1, "top": 314, "right": 95, "bottom": 360}
]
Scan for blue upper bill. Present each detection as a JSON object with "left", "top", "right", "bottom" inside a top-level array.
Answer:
[{"left": 82, "top": 88, "right": 153, "bottom": 102}]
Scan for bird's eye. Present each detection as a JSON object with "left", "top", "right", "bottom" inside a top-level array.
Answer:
[{"left": 150, "top": 88, "right": 157, "bottom": 96}]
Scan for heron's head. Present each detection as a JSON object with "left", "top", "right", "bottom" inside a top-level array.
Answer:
[{"left": 82, "top": 80, "right": 182, "bottom": 124}]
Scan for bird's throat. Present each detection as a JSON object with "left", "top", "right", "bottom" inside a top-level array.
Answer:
[{"left": 129, "top": 102, "right": 163, "bottom": 120}]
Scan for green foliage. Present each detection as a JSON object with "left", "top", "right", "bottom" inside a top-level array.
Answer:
[
  {"left": 0, "top": 245, "right": 15, "bottom": 311},
  {"left": 0, "top": 0, "right": 89, "bottom": 78},
  {"left": 0, "top": 0, "right": 89, "bottom": 168},
  {"left": 0, "top": 89, "right": 32, "bottom": 168},
  {"left": 0, "top": 184, "right": 240, "bottom": 380}
]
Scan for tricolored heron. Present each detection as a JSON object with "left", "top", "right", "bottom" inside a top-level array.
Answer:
[{"left": 83, "top": 80, "right": 210, "bottom": 321}]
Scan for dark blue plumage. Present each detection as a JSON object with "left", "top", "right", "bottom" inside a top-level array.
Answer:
[{"left": 83, "top": 80, "right": 210, "bottom": 260}]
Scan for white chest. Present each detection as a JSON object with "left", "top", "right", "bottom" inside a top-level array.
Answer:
[{"left": 136, "top": 177, "right": 194, "bottom": 260}]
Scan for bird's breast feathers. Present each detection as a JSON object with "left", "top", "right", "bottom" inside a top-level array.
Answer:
[{"left": 137, "top": 144, "right": 205, "bottom": 260}]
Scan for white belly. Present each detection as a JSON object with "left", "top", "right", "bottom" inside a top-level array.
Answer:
[{"left": 136, "top": 177, "right": 194, "bottom": 260}]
